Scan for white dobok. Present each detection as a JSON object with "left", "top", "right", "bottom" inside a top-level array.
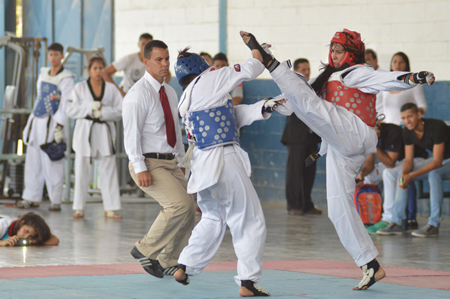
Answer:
[
  {"left": 272, "top": 62, "right": 416, "bottom": 267},
  {"left": 66, "top": 80, "right": 123, "bottom": 211},
  {"left": 22, "top": 67, "right": 75, "bottom": 205},
  {"left": 178, "top": 56, "right": 270, "bottom": 285}
]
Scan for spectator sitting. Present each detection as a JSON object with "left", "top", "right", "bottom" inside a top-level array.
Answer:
[
  {"left": 358, "top": 123, "right": 428, "bottom": 234},
  {"left": 376, "top": 51, "right": 429, "bottom": 225},
  {"left": 377, "top": 103, "right": 450, "bottom": 237},
  {"left": 0, "top": 212, "right": 59, "bottom": 246},
  {"left": 212, "top": 52, "right": 243, "bottom": 106}
]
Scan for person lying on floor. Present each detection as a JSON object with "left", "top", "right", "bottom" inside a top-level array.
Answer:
[{"left": 0, "top": 212, "right": 59, "bottom": 246}]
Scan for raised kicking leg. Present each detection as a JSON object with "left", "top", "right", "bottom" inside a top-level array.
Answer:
[{"left": 240, "top": 30, "right": 385, "bottom": 291}]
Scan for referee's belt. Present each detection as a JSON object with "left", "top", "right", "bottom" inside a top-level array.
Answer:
[
  {"left": 305, "top": 149, "right": 321, "bottom": 167},
  {"left": 143, "top": 153, "right": 175, "bottom": 160}
]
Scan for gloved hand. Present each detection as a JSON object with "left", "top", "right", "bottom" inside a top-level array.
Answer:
[
  {"left": 412, "top": 71, "right": 435, "bottom": 85},
  {"left": 263, "top": 96, "right": 287, "bottom": 114},
  {"left": 93, "top": 110, "right": 103, "bottom": 119},
  {"left": 54, "top": 126, "right": 64, "bottom": 143},
  {"left": 261, "top": 43, "right": 273, "bottom": 55},
  {"left": 92, "top": 102, "right": 102, "bottom": 111}
]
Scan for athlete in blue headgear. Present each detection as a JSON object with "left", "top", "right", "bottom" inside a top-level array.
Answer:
[
  {"left": 174, "top": 51, "right": 210, "bottom": 90},
  {"left": 172, "top": 47, "right": 284, "bottom": 297}
]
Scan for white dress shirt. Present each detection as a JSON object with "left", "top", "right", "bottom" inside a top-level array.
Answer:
[{"left": 123, "top": 71, "right": 185, "bottom": 174}]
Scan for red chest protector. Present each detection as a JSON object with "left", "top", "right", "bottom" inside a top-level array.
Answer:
[{"left": 325, "top": 65, "right": 377, "bottom": 127}]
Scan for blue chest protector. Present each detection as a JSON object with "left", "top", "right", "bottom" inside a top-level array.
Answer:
[
  {"left": 189, "top": 99, "right": 239, "bottom": 149},
  {"left": 33, "top": 81, "right": 61, "bottom": 117}
]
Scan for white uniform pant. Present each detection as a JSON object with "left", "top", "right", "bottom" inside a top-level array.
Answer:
[
  {"left": 271, "top": 63, "right": 378, "bottom": 267},
  {"left": 178, "top": 147, "right": 267, "bottom": 285},
  {"left": 22, "top": 145, "right": 64, "bottom": 204},
  {"left": 73, "top": 153, "right": 121, "bottom": 211}
]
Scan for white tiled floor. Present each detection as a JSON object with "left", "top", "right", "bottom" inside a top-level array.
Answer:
[{"left": 1, "top": 200, "right": 449, "bottom": 271}]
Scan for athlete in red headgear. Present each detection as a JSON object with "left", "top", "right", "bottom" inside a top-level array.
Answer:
[
  {"left": 328, "top": 29, "right": 365, "bottom": 68},
  {"left": 240, "top": 29, "right": 435, "bottom": 291}
]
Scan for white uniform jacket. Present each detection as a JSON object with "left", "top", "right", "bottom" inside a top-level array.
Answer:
[
  {"left": 179, "top": 56, "right": 266, "bottom": 194},
  {"left": 66, "top": 80, "right": 123, "bottom": 157},
  {"left": 23, "top": 68, "right": 75, "bottom": 147},
  {"left": 277, "top": 64, "right": 416, "bottom": 155}
]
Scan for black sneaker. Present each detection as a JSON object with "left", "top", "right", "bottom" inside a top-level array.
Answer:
[
  {"left": 159, "top": 264, "right": 178, "bottom": 276},
  {"left": 407, "top": 219, "right": 419, "bottom": 230},
  {"left": 130, "top": 246, "right": 164, "bottom": 278}
]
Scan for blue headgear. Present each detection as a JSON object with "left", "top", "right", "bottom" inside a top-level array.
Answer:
[{"left": 174, "top": 54, "right": 210, "bottom": 87}]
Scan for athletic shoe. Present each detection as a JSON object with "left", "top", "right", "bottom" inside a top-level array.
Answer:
[
  {"left": 130, "top": 246, "right": 164, "bottom": 278},
  {"left": 240, "top": 280, "right": 270, "bottom": 297},
  {"left": 366, "top": 221, "right": 388, "bottom": 235},
  {"left": 411, "top": 224, "right": 439, "bottom": 237},
  {"left": 159, "top": 265, "right": 178, "bottom": 276},
  {"left": 376, "top": 222, "right": 404, "bottom": 235},
  {"left": 406, "top": 219, "right": 419, "bottom": 230}
]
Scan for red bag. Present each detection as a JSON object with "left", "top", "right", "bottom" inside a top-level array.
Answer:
[{"left": 354, "top": 184, "right": 383, "bottom": 225}]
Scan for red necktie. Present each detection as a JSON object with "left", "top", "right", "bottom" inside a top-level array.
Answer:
[{"left": 159, "top": 86, "right": 177, "bottom": 148}]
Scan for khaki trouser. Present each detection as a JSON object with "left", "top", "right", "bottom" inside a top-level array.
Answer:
[{"left": 129, "top": 158, "right": 196, "bottom": 268}]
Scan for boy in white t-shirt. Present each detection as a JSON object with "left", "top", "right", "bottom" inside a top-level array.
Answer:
[{"left": 103, "top": 33, "right": 153, "bottom": 97}]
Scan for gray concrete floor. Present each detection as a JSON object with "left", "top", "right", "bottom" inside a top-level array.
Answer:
[{"left": 1, "top": 200, "right": 449, "bottom": 271}]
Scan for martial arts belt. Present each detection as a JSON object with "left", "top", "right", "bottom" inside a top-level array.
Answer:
[
  {"left": 40, "top": 116, "right": 67, "bottom": 161},
  {"left": 305, "top": 149, "right": 321, "bottom": 167},
  {"left": 84, "top": 116, "right": 116, "bottom": 164},
  {"left": 33, "top": 67, "right": 73, "bottom": 117}
]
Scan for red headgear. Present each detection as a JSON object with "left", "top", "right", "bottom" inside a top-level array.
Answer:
[{"left": 328, "top": 29, "right": 365, "bottom": 68}]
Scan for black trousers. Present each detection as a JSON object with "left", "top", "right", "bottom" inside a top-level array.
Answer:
[{"left": 285, "top": 143, "right": 318, "bottom": 212}]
